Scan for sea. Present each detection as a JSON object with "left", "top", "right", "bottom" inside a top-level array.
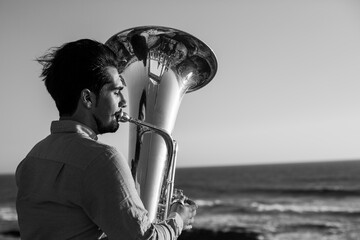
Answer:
[{"left": 2, "top": 160, "right": 360, "bottom": 240}]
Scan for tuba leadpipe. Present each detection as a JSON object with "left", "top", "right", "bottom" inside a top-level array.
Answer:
[
  {"left": 119, "top": 112, "right": 178, "bottom": 219},
  {"left": 105, "top": 26, "right": 217, "bottom": 223}
]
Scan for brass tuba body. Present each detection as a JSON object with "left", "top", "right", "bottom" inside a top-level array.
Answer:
[{"left": 106, "top": 26, "right": 217, "bottom": 222}]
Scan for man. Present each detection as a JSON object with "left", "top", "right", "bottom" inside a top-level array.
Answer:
[{"left": 16, "top": 39, "right": 197, "bottom": 239}]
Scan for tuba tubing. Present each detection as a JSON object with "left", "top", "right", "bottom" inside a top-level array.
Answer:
[
  {"left": 119, "top": 112, "right": 179, "bottom": 219},
  {"left": 99, "top": 111, "right": 179, "bottom": 240}
]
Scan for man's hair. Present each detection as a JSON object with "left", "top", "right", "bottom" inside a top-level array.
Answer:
[{"left": 37, "top": 39, "right": 119, "bottom": 116}]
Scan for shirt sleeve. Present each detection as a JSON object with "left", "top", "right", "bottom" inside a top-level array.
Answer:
[{"left": 81, "top": 147, "right": 183, "bottom": 240}]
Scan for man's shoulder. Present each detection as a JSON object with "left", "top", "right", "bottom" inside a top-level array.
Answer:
[
  {"left": 83, "top": 138, "right": 120, "bottom": 158},
  {"left": 27, "top": 133, "right": 122, "bottom": 170},
  {"left": 68, "top": 135, "right": 122, "bottom": 167},
  {"left": 79, "top": 139, "right": 128, "bottom": 177}
]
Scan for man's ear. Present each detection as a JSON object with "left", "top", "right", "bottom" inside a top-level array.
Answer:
[{"left": 81, "top": 89, "right": 95, "bottom": 109}]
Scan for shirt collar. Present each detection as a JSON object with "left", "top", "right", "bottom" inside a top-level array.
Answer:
[{"left": 50, "top": 120, "right": 98, "bottom": 140}]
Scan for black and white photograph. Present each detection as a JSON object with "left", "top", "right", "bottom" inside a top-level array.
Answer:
[{"left": 1, "top": 1, "right": 360, "bottom": 239}]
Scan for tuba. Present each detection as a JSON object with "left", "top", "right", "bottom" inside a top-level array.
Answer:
[{"left": 106, "top": 26, "right": 217, "bottom": 222}]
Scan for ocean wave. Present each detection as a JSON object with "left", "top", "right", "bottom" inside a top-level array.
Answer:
[
  {"left": 251, "top": 202, "right": 360, "bottom": 214},
  {"left": 0, "top": 207, "right": 18, "bottom": 221},
  {"left": 278, "top": 188, "right": 360, "bottom": 196},
  {"left": 239, "top": 187, "right": 360, "bottom": 197},
  {"left": 195, "top": 199, "right": 223, "bottom": 207}
]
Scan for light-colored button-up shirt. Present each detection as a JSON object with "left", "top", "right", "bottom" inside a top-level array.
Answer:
[{"left": 16, "top": 120, "right": 183, "bottom": 240}]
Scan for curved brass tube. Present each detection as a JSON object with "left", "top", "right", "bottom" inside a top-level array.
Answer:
[{"left": 119, "top": 112, "right": 178, "bottom": 219}]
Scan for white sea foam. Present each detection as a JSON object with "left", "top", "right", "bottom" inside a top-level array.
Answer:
[
  {"left": 0, "top": 207, "right": 18, "bottom": 221},
  {"left": 251, "top": 202, "right": 358, "bottom": 214},
  {"left": 195, "top": 199, "right": 223, "bottom": 207}
]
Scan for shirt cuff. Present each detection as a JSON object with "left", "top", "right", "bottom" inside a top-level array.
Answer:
[{"left": 168, "top": 212, "right": 184, "bottom": 234}]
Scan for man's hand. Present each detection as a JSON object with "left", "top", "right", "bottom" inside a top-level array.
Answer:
[{"left": 170, "top": 198, "right": 197, "bottom": 230}]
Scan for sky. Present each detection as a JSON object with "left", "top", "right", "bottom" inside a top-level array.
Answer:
[{"left": 1, "top": 0, "right": 360, "bottom": 173}]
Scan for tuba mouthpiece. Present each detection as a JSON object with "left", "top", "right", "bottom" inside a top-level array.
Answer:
[{"left": 119, "top": 111, "right": 130, "bottom": 123}]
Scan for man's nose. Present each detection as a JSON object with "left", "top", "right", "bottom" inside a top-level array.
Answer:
[{"left": 119, "top": 94, "right": 127, "bottom": 108}]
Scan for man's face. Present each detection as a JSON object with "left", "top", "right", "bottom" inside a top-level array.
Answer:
[{"left": 92, "top": 66, "right": 127, "bottom": 134}]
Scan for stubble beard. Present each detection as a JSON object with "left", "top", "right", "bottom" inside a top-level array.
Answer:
[{"left": 94, "top": 114, "right": 119, "bottom": 134}]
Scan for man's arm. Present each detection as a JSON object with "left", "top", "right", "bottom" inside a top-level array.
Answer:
[{"left": 81, "top": 147, "right": 194, "bottom": 240}]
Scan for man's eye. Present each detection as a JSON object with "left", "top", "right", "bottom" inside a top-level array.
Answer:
[{"left": 115, "top": 89, "right": 122, "bottom": 95}]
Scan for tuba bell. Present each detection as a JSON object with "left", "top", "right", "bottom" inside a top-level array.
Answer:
[{"left": 106, "top": 26, "right": 217, "bottom": 222}]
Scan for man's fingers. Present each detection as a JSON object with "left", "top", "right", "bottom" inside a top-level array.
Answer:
[
  {"left": 184, "top": 198, "right": 198, "bottom": 209},
  {"left": 184, "top": 225, "right": 193, "bottom": 230}
]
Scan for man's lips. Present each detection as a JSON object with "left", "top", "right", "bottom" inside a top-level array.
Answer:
[{"left": 115, "top": 109, "right": 123, "bottom": 121}]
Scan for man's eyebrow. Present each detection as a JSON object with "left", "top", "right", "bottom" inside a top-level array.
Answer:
[
  {"left": 119, "top": 75, "right": 126, "bottom": 87},
  {"left": 110, "top": 84, "right": 124, "bottom": 91},
  {"left": 110, "top": 77, "right": 126, "bottom": 90}
]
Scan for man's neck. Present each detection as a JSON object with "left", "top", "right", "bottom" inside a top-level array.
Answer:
[{"left": 59, "top": 115, "right": 98, "bottom": 135}]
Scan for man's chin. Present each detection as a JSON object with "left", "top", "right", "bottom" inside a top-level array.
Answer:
[
  {"left": 98, "top": 122, "right": 119, "bottom": 134},
  {"left": 110, "top": 123, "right": 120, "bottom": 133}
]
